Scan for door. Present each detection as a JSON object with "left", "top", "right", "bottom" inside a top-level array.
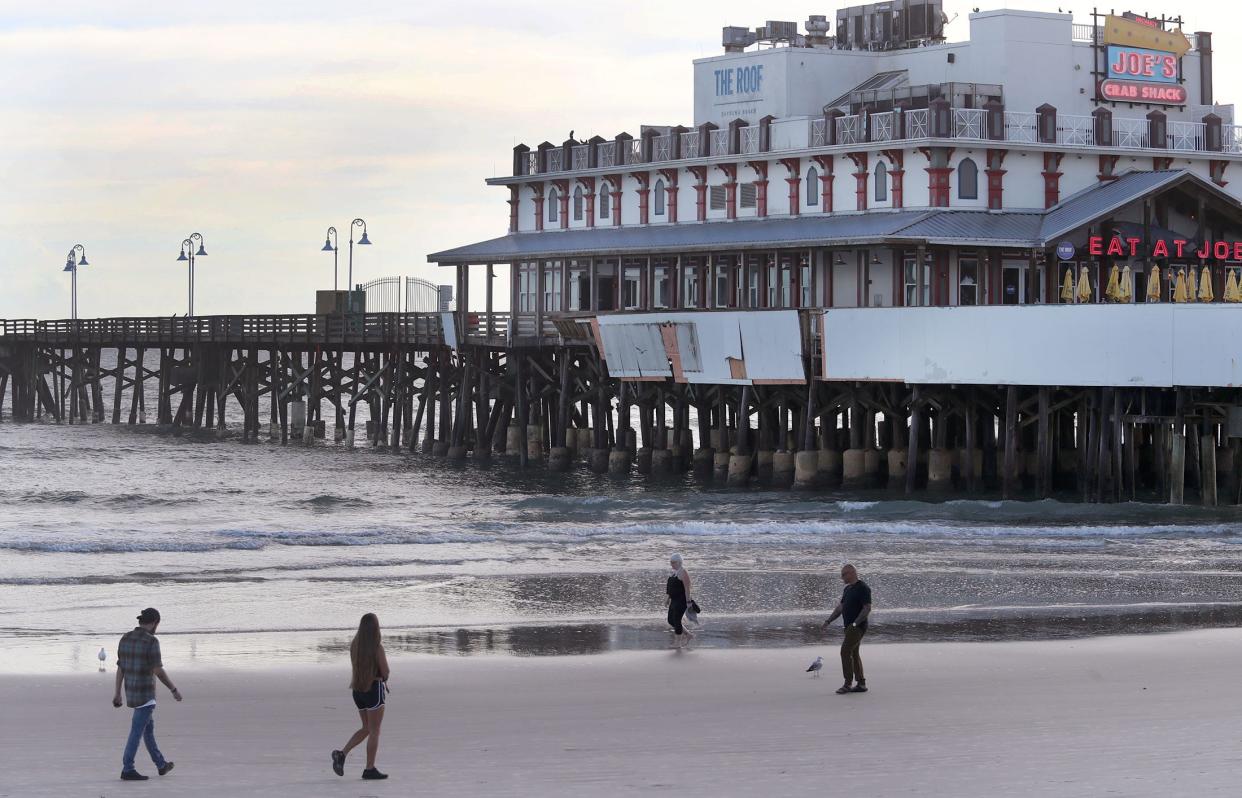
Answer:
[{"left": 1001, "top": 262, "right": 1023, "bottom": 305}]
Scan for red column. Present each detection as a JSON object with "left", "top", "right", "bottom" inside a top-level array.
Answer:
[
  {"left": 580, "top": 178, "right": 596, "bottom": 228},
  {"left": 780, "top": 158, "right": 800, "bottom": 216},
  {"left": 508, "top": 186, "right": 519, "bottom": 233},
  {"left": 689, "top": 166, "right": 708, "bottom": 222},
  {"left": 986, "top": 149, "right": 1007, "bottom": 210},
  {"left": 926, "top": 168, "right": 951, "bottom": 207},
  {"left": 749, "top": 161, "right": 769, "bottom": 217},
  {"left": 604, "top": 174, "right": 622, "bottom": 226},
  {"left": 631, "top": 171, "right": 650, "bottom": 225},
  {"left": 813, "top": 156, "right": 834, "bottom": 212},
  {"left": 846, "top": 152, "right": 868, "bottom": 211},
  {"left": 553, "top": 179, "right": 570, "bottom": 229},
  {"left": 532, "top": 184, "right": 545, "bottom": 232},
  {"left": 717, "top": 164, "right": 738, "bottom": 221},
  {"left": 1041, "top": 153, "right": 1064, "bottom": 209},
  {"left": 659, "top": 169, "right": 679, "bottom": 223},
  {"left": 883, "top": 150, "right": 905, "bottom": 209}
]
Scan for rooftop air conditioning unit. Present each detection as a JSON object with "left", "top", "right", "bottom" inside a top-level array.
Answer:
[
  {"left": 767, "top": 20, "right": 798, "bottom": 40},
  {"left": 722, "top": 26, "right": 757, "bottom": 51}
]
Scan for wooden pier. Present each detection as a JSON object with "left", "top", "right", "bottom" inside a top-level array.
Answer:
[{"left": 1, "top": 313, "right": 1238, "bottom": 505}]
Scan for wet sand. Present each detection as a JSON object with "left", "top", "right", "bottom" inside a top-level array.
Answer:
[{"left": 1, "top": 629, "right": 1238, "bottom": 797}]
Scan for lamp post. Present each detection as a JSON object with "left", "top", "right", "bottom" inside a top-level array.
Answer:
[
  {"left": 63, "top": 244, "right": 89, "bottom": 321},
  {"left": 176, "top": 232, "right": 207, "bottom": 316},
  {"left": 348, "top": 217, "right": 371, "bottom": 292},
  {"left": 321, "top": 226, "right": 338, "bottom": 291}
]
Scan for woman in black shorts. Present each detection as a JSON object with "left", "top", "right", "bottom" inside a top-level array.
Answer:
[
  {"left": 331, "top": 613, "right": 390, "bottom": 780},
  {"left": 666, "top": 554, "right": 695, "bottom": 647}
]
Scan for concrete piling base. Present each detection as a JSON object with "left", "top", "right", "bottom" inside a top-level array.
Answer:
[
  {"left": 727, "top": 454, "right": 753, "bottom": 487},
  {"left": 301, "top": 425, "right": 314, "bottom": 445},
  {"left": 927, "top": 448, "right": 953, "bottom": 490},
  {"left": 842, "top": 448, "right": 868, "bottom": 488},
  {"left": 506, "top": 427, "right": 522, "bottom": 457},
  {"left": 446, "top": 445, "right": 468, "bottom": 461},
  {"left": 636, "top": 447, "right": 653, "bottom": 474},
  {"left": 432, "top": 439, "right": 449, "bottom": 456},
  {"left": 818, "top": 448, "right": 843, "bottom": 487},
  {"left": 268, "top": 422, "right": 279, "bottom": 442},
  {"left": 589, "top": 448, "right": 609, "bottom": 474},
  {"left": 712, "top": 451, "right": 731, "bottom": 482},
  {"left": 772, "top": 451, "right": 795, "bottom": 487},
  {"left": 608, "top": 448, "right": 632, "bottom": 475},
  {"left": 756, "top": 450, "right": 775, "bottom": 483},
  {"left": 793, "top": 450, "right": 819, "bottom": 489},
  {"left": 547, "top": 446, "right": 571, "bottom": 471},
  {"left": 692, "top": 447, "right": 715, "bottom": 475},
  {"left": 345, "top": 429, "right": 355, "bottom": 449},
  {"left": 863, "top": 449, "right": 882, "bottom": 484},
  {"left": 651, "top": 448, "right": 673, "bottom": 474},
  {"left": 887, "top": 449, "right": 908, "bottom": 482}
]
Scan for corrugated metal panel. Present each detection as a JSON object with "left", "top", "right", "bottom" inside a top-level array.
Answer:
[
  {"left": 1039, "top": 170, "right": 1193, "bottom": 243},
  {"left": 890, "top": 210, "right": 1043, "bottom": 246}
]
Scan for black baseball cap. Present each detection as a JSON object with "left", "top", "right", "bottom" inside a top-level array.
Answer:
[{"left": 137, "top": 608, "right": 161, "bottom": 624}]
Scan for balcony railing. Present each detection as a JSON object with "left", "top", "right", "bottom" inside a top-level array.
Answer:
[
  {"left": 653, "top": 134, "right": 672, "bottom": 162},
  {"left": 681, "top": 130, "right": 700, "bottom": 158},
  {"left": 740, "top": 126, "right": 760, "bottom": 154},
  {"left": 1057, "top": 114, "right": 1095, "bottom": 146},
  {"left": 710, "top": 128, "right": 729, "bottom": 155},
  {"left": 871, "top": 110, "right": 895, "bottom": 141},
  {"left": 571, "top": 144, "right": 590, "bottom": 171}
]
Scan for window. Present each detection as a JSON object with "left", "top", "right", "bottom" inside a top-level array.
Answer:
[
  {"left": 543, "top": 261, "right": 563, "bottom": 311},
  {"left": 709, "top": 185, "right": 727, "bottom": 210},
  {"left": 622, "top": 261, "right": 643, "bottom": 310},
  {"left": 652, "top": 260, "right": 671, "bottom": 308},
  {"left": 600, "top": 186, "right": 611, "bottom": 218},
  {"left": 740, "top": 183, "right": 757, "bottom": 209},
  {"left": 799, "top": 252, "right": 813, "bottom": 307},
  {"left": 713, "top": 255, "right": 734, "bottom": 308},
  {"left": 958, "top": 257, "right": 979, "bottom": 306},
  {"left": 904, "top": 255, "right": 930, "bottom": 307},
  {"left": 573, "top": 187, "right": 583, "bottom": 221},
  {"left": 517, "top": 262, "right": 538, "bottom": 313},
  {"left": 958, "top": 158, "right": 979, "bottom": 200},
  {"left": 654, "top": 179, "right": 665, "bottom": 216},
  {"left": 746, "top": 254, "right": 763, "bottom": 307},
  {"left": 682, "top": 257, "right": 702, "bottom": 308},
  {"left": 568, "top": 259, "right": 590, "bottom": 311},
  {"left": 806, "top": 167, "right": 819, "bottom": 206},
  {"left": 874, "top": 162, "right": 888, "bottom": 202},
  {"left": 548, "top": 189, "right": 559, "bottom": 222}
]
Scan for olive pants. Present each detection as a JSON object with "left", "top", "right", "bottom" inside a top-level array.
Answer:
[{"left": 840, "top": 625, "right": 866, "bottom": 683}]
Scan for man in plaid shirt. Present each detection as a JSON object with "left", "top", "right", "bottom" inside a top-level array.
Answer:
[{"left": 112, "top": 608, "right": 183, "bottom": 781}]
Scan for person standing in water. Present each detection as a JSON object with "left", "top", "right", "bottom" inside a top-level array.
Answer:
[
  {"left": 332, "top": 613, "right": 390, "bottom": 780},
  {"left": 823, "top": 563, "right": 872, "bottom": 695},
  {"left": 112, "top": 607, "right": 181, "bottom": 781},
  {"left": 666, "top": 554, "right": 695, "bottom": 647}
]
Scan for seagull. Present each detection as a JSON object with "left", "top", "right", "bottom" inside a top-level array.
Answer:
[
  {"left": 98, "top": 647, "right": 107, "bottom": 672},
  {"left": 806, "top": 656, "right": 823, "bottom": 677}
]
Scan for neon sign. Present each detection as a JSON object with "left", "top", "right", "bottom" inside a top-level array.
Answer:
[
  {"left": 1107, "top": 45, "right": 1178, "bottom": 83},
  {"left": 1088, "top": 235, "right": 1242, "bottom": 260}
]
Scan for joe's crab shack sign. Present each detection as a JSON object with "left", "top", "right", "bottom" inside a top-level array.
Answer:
[
  {"left": 1097, "top": 12, "right": 1192, "bottom": 106},
  {"left": 1089, "top": 235, "right": 1242, "bottom": 261}
]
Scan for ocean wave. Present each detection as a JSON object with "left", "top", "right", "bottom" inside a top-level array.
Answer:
[{"left": 295, "top": 495, "right": 375, "bottom": 509}]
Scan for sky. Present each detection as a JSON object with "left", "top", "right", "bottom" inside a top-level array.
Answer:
[{"left": 1, "top": 0, "right": 1237, "bottom": 319}]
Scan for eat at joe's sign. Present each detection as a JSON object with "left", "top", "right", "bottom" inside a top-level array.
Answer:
[{"left": 1090, "top": 235, "right": 1242, "bottom": 260}]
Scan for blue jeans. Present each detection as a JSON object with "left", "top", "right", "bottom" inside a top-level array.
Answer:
[{"left": 122, "top": 705, "right": 166, "bottom": 773}]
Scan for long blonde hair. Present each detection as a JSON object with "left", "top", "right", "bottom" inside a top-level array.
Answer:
[{"left": 349, "top": 613, "right": 382, "bottom": 691}]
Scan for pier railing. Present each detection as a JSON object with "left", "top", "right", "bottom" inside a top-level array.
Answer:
[{"left": 0, "top": 314, "right": 445, "bottom": 348}]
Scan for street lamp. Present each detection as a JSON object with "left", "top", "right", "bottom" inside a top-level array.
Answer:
[
  {"left": 63, "top": 244, "right": 89, "bottom": 321},
  {"left": 348, "top": 217, "right": 371, "bottom": 292},
  {"left": 321, "top": 226, "right": 338, "bottom": 291},
  {"left": 176, "top": 232, "right": 207, "bottom": 316}
]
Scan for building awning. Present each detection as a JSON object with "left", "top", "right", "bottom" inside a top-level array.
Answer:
[{"left": 428, "top": 170, "right": 1239, "bottom": 265}]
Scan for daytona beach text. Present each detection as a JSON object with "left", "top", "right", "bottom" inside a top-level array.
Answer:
[{"left": 1089, "top": 235, "right": 1242, "bottom": 260}]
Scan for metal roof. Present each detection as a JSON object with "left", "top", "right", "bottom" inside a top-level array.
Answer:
[{"left": 428, "top": 171, "right": 1238, "bottom": 264}]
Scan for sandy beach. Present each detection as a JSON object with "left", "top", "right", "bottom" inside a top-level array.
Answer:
[{"left": 1, "top": 629, "right": 1239, "bottom": 797}]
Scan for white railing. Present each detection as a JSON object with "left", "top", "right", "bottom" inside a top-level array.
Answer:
[
  {"left": 1113, "top": 116, "right": 1146, "bottom": 148},
  {"left": 546, "top": 148, "right": 564, "bottom": 172},
  {"left": 1170, "top": 120, "right": 1206, "bottom": 152},
  {"left": 740, "top": 126, "right": 760, "bottom": 153},
  {"left": 710, "top": 128, "right": 729, "bottom": 155},
  {"left": 836, "top": 114, "right": 863, "bottom": 145},
  {"left": 526, "top": 151, "right": 539, "bottom": 174},
  {"left": 653, "top": 134, "right": 672, "bottom": 161},
  {"left": 905, "top": 108, "right": 929, "bottom": 139},
  {"left": 680, "top": 130, "right": 700, "bottom": 158},
  {"left": 953, "top": 107, "right": 987, "bottom": 140},
  {"left": 1057, "top": 114, "right": 1095, "bottom": 146},
  {"left": 810, "top": 118, "right": 827, "bottom": 147},
  {"left": 597, "top": 141, "right": 616, "bottom": 168},
  {"left": 625, "top": 138, "right": 643, "bottom": 165},
  {"left": 871, "top": 110, "right": 895, "bottom": 142},
  {"left": 1224, "top": 125, "right": 1242, "bottom": 154},
  {"left": 571, "top": 144, "right": 589, "bottom": 171},
  {"left": 1004, "top": 111, "right": 1037, "bottom": 143}
]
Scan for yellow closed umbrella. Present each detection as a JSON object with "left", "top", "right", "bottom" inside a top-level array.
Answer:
[
  {"left": 1060, "top": 268, "right": 1075, "bottom": 303},
  {"left": 1076, "top": 265, "right": 1093, "bottom": 303},
  {"left": 1173, "top": 268, "right": 1189, "bottom": 303},
  {"left": 1199, "top": 266, "right": 1215, "bottom": 302},
  {"left": 1104, "top": 263, "right": 1121, "bottom": 302},
  {"left": 1147, "top": 265, "right": 1162, "bottom": 302},
  {"left": 1187, "top": 267, "right": 1199, "bottom": 302},
  {"left": 1225, "top": 269, "right": 1241, "bottom": 302},
  {"left": 1119, "top": 265, "right": 1133, "bottom": 303}
]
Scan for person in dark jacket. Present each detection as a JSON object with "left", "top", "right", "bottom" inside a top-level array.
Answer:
[
  {"left": 665, "top": 554, "right": 695, "bottom": 647},
  {"left": 823, "top": 564, "right": 873, "bottom": 694}
]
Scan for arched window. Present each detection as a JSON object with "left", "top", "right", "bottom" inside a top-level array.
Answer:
[
  {"left": 573, "top": 186, "right": 584, "bottom": 221},
  {"left": 958, "top": 158, "right": 979, "bottom": 200},
  {"left": 548, "top": 188, "right": 559, "bottom": 222},
  {"left": 806, "top": 167, "right": 819, "bottom": 206},
  {"left": 654, "top": 179, "right": 666, "bottom": 216},
  {"left": 600, "top": 185, "right": 611, "bottom": 218},
  {"left": 874, "top": 162, "right": 888, "bottom": 202}
]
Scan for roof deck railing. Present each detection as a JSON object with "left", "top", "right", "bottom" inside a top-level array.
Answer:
[{"left": 515, "top": 101, "right": 1236, "bottom": 177}]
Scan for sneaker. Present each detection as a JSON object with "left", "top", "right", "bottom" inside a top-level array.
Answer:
[
  {"left": 158, "top": 762, "right": 175, "bottom": 776},
  {"left": 362, "top": 768, "right": 389, "bottom": 780},
  {"left": 120, "top": 770, "right": 149, "bottom": 781},
  {"left": 851, "top": 684, "right": 869, "bottom": 693},
  {"left": 835, "top": 685, "right": 851, "bottom": 695},
  {"left": 331, "top": 750, "right": 345, "bottom": 777}
]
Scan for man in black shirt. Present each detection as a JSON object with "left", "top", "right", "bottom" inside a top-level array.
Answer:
[{"left": 823, "top": 564, "right": 872, "bottom": 695}]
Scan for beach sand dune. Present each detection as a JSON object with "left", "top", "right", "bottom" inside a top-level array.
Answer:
[{"left": 1, "top": 630, "right": 1237, "bottom": 797}]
